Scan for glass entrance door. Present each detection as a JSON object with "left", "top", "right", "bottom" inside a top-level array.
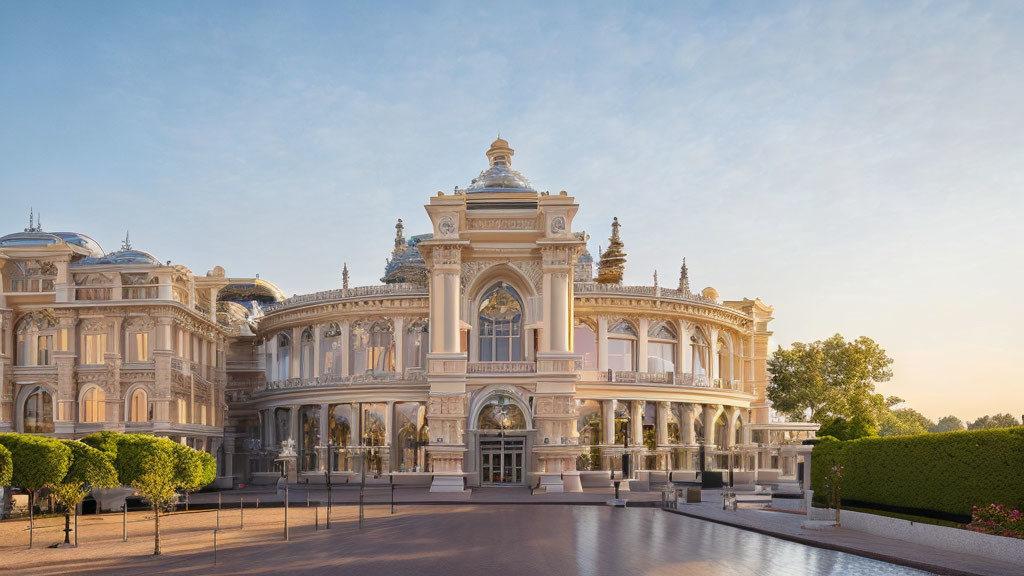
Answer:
[{"left": 480, "top": 436, "right": 525, "bottom": 485}]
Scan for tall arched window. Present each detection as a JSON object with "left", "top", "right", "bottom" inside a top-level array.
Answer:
[
  {"left": 23, "top": 387, "right": 54, "bottom": 433},
  {"left": 647, "top": 322, "right": 677, "bottom": 372},
  {"left": 80, "top": 386, "right": 104, "bottom": 423},
  {"left": 574, "top": 320, "right": 598, "bottom": 370},
  {"left": 608, "top": 321, "right": 637, "bottom": 372},
  {"left": 276, "top": 333, "right": 291, "bottom": 380},
  {"left": 576, "top": 400, "right": 603, "bottom": 445},
  {"left": 368, "top": 322, "right": 395, "bottom": 372},
  {"left": 691, "top": 329, "right": 710, "bottom": 381},
  {"left": 299, "top": 405, "right": 320, "bottom": 472},
  {"left": 300, "top": 328, "right": 314, "bottom": 379},
  {"left": 478, "top": 283, "right": 523, "bottom": 362},
  {"left": 395, "top": 402, "right": 429, "bottom": 472},
  {"left": 717, "top": 336, "right": 732, "bottom": 381},
  {"left": 320, "top": 323, "right": 344, "bottom": 378},
  {"left": 477, "top": 395, "right": 528, "bottom": 430},
  {"left": 129, "top": 388, "right": 149, "bottom": 423},
  {"left": 404, "top": 320, "right": 427, "bottom": 370}
]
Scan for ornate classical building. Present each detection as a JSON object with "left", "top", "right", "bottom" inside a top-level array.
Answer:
[{"left": 0, "top": 139, "right": 815, "bottom": 491}]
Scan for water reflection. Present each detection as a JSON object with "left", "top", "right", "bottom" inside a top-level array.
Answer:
[{"left": 570, "top": 507, "right": 929, "bottom": 576}]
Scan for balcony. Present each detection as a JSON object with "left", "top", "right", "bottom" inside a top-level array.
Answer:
[
  {"left": 225, "top": 359, "right": 266, "bottom": 372},
  {"left": 467, "top": 361, "right": 536, "bottom": 374},
  {"left": 584, "top": 370, "right": 752, "bottom": 393},
  {"left": 252, "top": 371, "right": 428, "bottom": 397}
]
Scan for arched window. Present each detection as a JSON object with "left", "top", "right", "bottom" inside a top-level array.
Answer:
[
  {"left": 300, "top": 328, "right": 314, "bottom": 379},
  {"left": 299, "top": 405, "right": 320, "bottom": 472},
  {"left": 691, "top": 329, "right": 710, "bottom": 381},
  {"left": 328, "top": 403, "right": 353, "bottom": 472},
  {"left": 576, "top": 399, "right": 603, "bottom": 445},
  {"left": 404, "top": 320, "right": 428, "bottom": 370},
  {"left": 15, "top": 317, "right": 30, "bottom": 366},
  {"left": 573, "top": 320, "right": 597, "bottom": 370},
  {"left": 80, "top": 386, "right": 104, "bottom": 423},
  {"left": 23, "top": 387, "right": 54, "bottom": 433},
  {"left": 351, "top": 321, "right": 395, "bottom": 373},
  {"left": 320, "top": 323, "right": 344, "bottom": 378},
  {"left": 276, "top": 333, "right": 291, "bottom": 380},
  {"left": 395, "top": 402, "right": 429, "bottom": 472},
  {"left": 477, "top": 283, "right": 523, "bottom": 362},
  {"left": 647, "top": 322, "right": 677, "bottom": 372},
  {"left": 717, "top": 336, "right": 732, "bottom": 381},
  {"left": 608, "top": 321, "right": 637, "bottom": 372},
  {"left": 613, "top": 400, "right": 632, "bottom": 444},
  {"left": 667, "top": 404, "right": 683, "bottom": 444},
  {"left": 477, "top": 395, "right": 527, "bottom": 430},
  {"left": 129, "top": 388, "right": 149, "bottom": 423}
]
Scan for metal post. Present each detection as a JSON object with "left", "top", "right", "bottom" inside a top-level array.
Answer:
[
  {"left": 315, "top": 506, "right": 319, "bottom": 531},
  {"left": 359, "top": 448, "right": 366, "bottom": 529},
  {"left": 240, "top": 497, "right": 244, "bottom": 530},
  {"left": 123, "top": 503, "right": 128, "bottom": 542},
  {"left": 213, "top": 529, "right": 218, "bottom": 565},
  {"left": 256, "top": 497, "right": 260, "bottom": 509},
  {"left": 306, "top": 488, "right": 309, "bottom": 508},
  {"left": 186, "top": 490, "right": 190, "bottom": 511},
  {"left": 217, "top": 493, "right": 221, "bottom": 530},
  {"left": 74, "top": 509, "right": 78, "bottom": 547},
  {"left": 390, "top": 479, "right": 395, "bottom": 515},
  {"left": 284, "top": 484, "right": 289, "bottom": 541},
  {"left": 28, "top": 494, "right": 33, "bottom": 549}
]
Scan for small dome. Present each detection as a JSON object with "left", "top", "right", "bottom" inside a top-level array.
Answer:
[
  {"left": 73, "top": 248, "right": 162, "bottom": 267},
  {"left": 382, "top": 233, "right": 431, "bottom": 286},
  {"left": 701, "top": 286, "right": 720, "bottom": 303},
  {"left": 467, "top": 137, "right": 536, "bottom": 193}
]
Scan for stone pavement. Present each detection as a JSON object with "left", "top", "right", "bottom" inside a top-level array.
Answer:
[{"left": 668, "top": 495, "right": 1023, "bottom": 576}]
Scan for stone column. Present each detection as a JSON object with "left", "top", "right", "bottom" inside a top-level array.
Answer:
[
  {"left": 393, "top": 317, "right": 405, "bottom": 374},
  {"left": 725, "top": 407, "right": 741, "bottom": 448},
  {"left": 596, "top": 316, "right": 608, "bottom": 372},
  {"left": 681, "top": 404, "right": 695, "bottom": 445},
  {"left": 541, "top": 246, "right": 575, "bottom": 354},
  {"left": 290, "top": 327, "right": 301, "bottom": 379},
  {"left": 288, "top": 405, "right": 299, "bottom": 444},
  {"left": 603, "top": 400, "right": 615, "bottom": 445},
  {"left": 266, "top": 407, "right": 277, "bottom": 448},
  {"left": 313, "top": 325, "right": 321, "bottom": 378},
  {"left": 340, "top": 321, "right": 350, "bottom": 377},
  {"left": 0, "top": 309, "right": 11, "bottom": 430},
  {"left": 656, "top": 402, "right": 669, "bottom": 445},
  {"left": 637, "top": 317, "right": 649, "bottom": 373},
  {"left": 702, "top": 404, "right": 720, "bottom": 447},
  {"left": 630, "top": 401, "right": 643, "bottom": 446}
]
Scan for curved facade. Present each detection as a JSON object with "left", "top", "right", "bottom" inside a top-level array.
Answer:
[{"left": 0, "top": 140, "right": 815, "bottom": 490}]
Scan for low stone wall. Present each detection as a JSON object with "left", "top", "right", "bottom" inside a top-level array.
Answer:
[{"left": 812, "top": 507, "right": 1024, "bottom": 563}]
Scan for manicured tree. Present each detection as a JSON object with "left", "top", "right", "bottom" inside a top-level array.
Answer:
[
  {"left": 0, "top": 443, "right": 12, "bottom": 487},
  {"left": 51, "top": 440, "right": 118, "bottom": 545},
  {"left": 113, "top": 434, "right": 178, "bottom": 555},
  {"left": 113, "top": 435, "right": 218, "bottom": 555},
  {"left": 80, "top": 430, "right": 122, "bottom": 457},
  {"left": 0, "top": 434, "right": 72, "bottom": 545}
]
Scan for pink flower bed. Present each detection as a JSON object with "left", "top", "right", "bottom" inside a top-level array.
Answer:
[{"left": 966, "top": 504, "right": 1024, "bottom": 539}]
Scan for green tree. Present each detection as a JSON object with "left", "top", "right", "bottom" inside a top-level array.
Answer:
[
  {"left": 0, "top": 434, "right": 72, "bottom": 540},
  {"left": 101, "top": 433, "right": 216, "bottom": 555},
  {"left": 0, "top": 443, "right": 12, "bottom": 486},
  {"left": 51, "top": 441, "right": 118, "bottom": 545},
  {"left": 80, "top": 430, "right": 122, "bottom": 457},
  {"left": 767, "top": 334, "right": 894, "bottom": 438},
  {"left": 930, "top": 415, "right": 965, "bottom": 433},
  {"left": 968, "top": 413, "right": 1021, "bottom": 430},
  {"left": 818, "top": 415, "right": 877, "bottom": 440},
  {"left": 878, "top": 407, "right": 933, "bottom": 436}
]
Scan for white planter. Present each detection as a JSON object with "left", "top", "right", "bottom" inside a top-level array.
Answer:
[{"left": 811, "top": 507, "right": 1024, "bottom": 563}]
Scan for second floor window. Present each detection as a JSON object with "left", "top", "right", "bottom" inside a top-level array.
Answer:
[{"left": 478, "top": 283, "right": 523, "bottom": 362}]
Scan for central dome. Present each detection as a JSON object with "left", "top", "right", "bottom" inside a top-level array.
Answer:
[{"left": 467, "top": 137, "right": 536, "bottom": 193}]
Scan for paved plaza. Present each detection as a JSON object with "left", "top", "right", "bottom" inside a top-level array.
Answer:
[
  {"left": 0, "top": 499, "right": 937, "bottom": 576},
  {"left": 1, "top": 488, "right": 1021, "bottom": 576}
]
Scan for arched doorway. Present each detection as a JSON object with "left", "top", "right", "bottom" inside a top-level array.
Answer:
[{"left": 474, "top": 393, "right": 529, "bottom": 485}]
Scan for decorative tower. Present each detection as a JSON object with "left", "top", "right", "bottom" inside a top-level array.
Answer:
[
  {"left": 596, "top": 217, "right": 626, "bottom": 284},
  {"left": 678, "top": 258, "right": 691, "bottom": 293}
]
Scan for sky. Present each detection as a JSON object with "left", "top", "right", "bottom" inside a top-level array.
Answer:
[{"left": 1, "top": 1, "right": 1022, "bottom": 423}]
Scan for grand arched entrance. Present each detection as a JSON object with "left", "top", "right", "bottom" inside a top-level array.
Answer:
[{"left": 474, "top": 393, "right": 529, "bottom": 485}]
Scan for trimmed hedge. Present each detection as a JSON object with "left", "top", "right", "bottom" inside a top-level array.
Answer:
[
  {"left": 0, "top": 443, "right": 11, "bottom": 486},
  {"left": 812, "top": 428, "right": 1024, "bottom": 519}
]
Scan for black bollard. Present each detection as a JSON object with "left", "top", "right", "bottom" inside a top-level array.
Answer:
[
  {"left": 123, "top": 503, "right": 128, "bottom": 542},
  {"left": 240, "top": 497, "right": 244, "bottom": 530},
  {"left": 284, "top": 485, "right": 289, "bottom": 541}
]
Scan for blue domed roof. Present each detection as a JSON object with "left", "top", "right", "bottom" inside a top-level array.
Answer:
[
  {"left": 382, "top": 233, "right": 431, "bottom": 286},
  {"left": 0, "top": 231, "right": 105, "bottom": 257},
  {"left": 72, "top": 248, "right": 162, "bottom": 267}
]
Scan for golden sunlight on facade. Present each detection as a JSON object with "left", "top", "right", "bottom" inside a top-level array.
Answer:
[{"left": 0, "top": 140, "right": 815, "bottom": 492}]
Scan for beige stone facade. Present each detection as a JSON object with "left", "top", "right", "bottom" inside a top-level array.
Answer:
[{"left": 0, "top": 140, "right": 815, "bottom": 490}]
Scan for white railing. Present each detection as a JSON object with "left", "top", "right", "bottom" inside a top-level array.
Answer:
[
  {"left": 591, "top": 371, "right": 750, "bottom": 393},
  {"left": 253, "top": 371, "right": 428, "bottom": 395},
  {"left": 260, "top": 283, "right": 428, "bottom": 314},
  {"left": 467, "top": 361, "right": 536, "bottom": 374}
]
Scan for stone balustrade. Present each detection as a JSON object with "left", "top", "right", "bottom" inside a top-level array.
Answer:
[
  {"left": 466, "top": 361, "right": 536, "bottom": 374},
  {"left": 260, "top": 283, "right": 428, "bottom": 314},
  {"left": 252, "top": 371, "right": 428, "bottom": 396}
]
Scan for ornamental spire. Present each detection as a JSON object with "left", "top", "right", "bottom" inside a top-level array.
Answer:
[
  {"left": 596, "top": 217, "right": 626, "bottom": 284},
  {"left": 121, "top": 231, "right": 132, "bottom": 251},
  {"left": 342, "top": 263, "right": 350, "bottom": 290},
  {"left": 394, "top": 218, "right": 406, "bottom": 253},
  {"left": 679, "top": 258, "right": 690, "bottom": 293},
  {"left": 25, "top": 207, "right": 41, "bottom": 232}
]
